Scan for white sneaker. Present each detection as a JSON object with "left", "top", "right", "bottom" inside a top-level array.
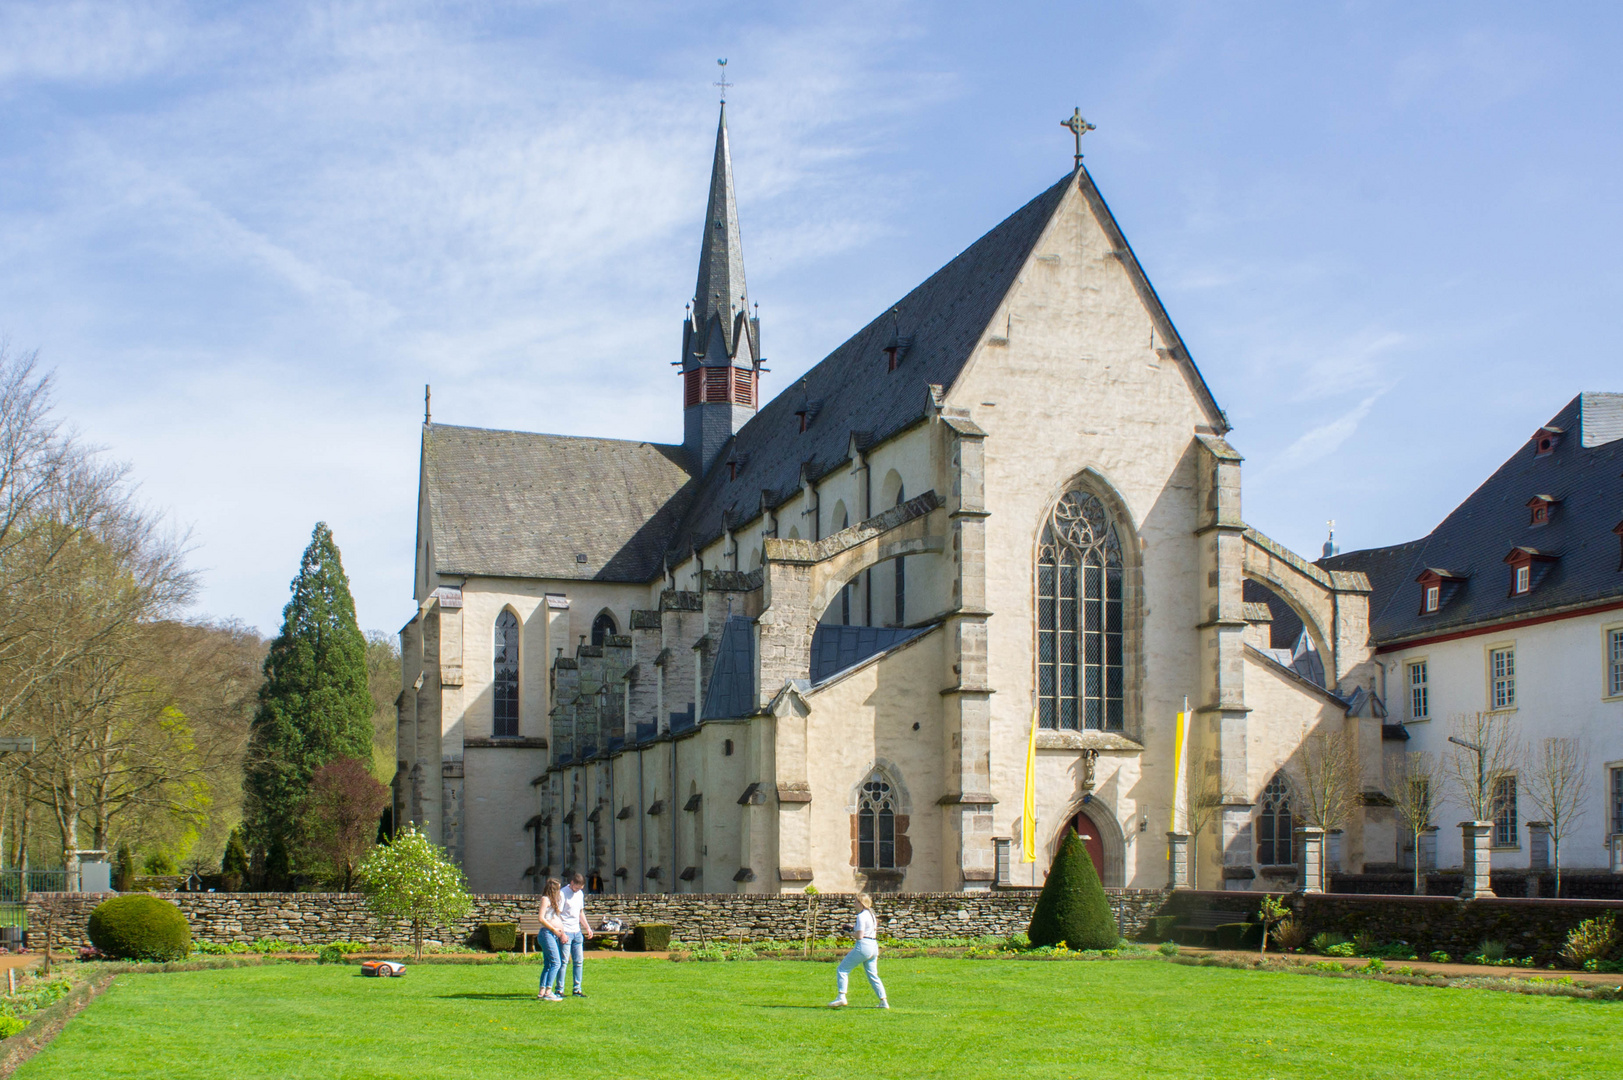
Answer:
[
  {"left": 827, "top": 998, "right": 847, "bottom": 1008},
  {"left": 877, "top": 1000, "right": 890, "bottom": 1009}
]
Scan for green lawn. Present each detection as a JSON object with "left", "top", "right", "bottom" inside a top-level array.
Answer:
[{"left": 15, "top": 957, "right": 1621, "bottom": 1080}]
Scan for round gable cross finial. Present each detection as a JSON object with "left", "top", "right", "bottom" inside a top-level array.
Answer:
[
  {"left": 1061, "top": 108, "right": 1096, "bottom": 169},
  {"left": 715, "top": 58, "right": 731, "bottom": 104}
]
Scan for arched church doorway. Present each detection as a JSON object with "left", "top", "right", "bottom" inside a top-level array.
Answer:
[{"left": 1068, "top": 810, "right": 1107, "bottom": 880}]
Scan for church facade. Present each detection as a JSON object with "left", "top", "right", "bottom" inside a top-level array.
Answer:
[{"left": 396, "top": 107, "right": 1391, "bottom": 896}]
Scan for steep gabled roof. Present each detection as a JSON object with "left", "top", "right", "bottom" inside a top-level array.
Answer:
[
  {"left": 1324, "top": 393, "right": 1623, "bottom": 644},
  {"left": 422, "top": 424, "right": 694, "bottom": 582},
  {"left": 669, "top": 172, "right": 1075, "bottom": 553}
]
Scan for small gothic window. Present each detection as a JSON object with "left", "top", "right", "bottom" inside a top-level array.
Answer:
[
  {"left": 1036, "top": 490, "right": 1124, "bottom": 731},
  {"left": 857, "top": 773, "right": 896, "bottom": 869},
  {"left": 591, "top": 611, "right": 617, "bottom": 646},
  {"left": 493, "top": 610, "right": 520, "bottom": 738},
  {"left": 1257, "top": 773, "right": 1293, "bottom": 866}
]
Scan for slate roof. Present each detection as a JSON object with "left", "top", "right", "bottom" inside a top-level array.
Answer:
[
  {"left": 700, "top": 615, "right": 756, "bottom": 720},
  {"left": 666, "top": 172, "right": 1077, "bottom": 555},
  {"left": 421, "top": 424, "right": 695, "bottom": 582},
  {"left": 1323, "top": 393, "right": 1623, "bottom": 645},
  {"left": 809, "top": 623, "right": 930, "bottom": 685}
]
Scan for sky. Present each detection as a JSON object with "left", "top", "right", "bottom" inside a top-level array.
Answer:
[{"left": 2, "top": 1, "right": 1621, "bottom": 637}]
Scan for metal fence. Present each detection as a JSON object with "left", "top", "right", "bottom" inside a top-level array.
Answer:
[{"left": 0, "top": 869, "right": 68, "bottom": 901}]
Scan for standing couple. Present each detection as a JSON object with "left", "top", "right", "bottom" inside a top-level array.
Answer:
[{"left": 536, "top": 873, "right": 593, "bottom": 1001}]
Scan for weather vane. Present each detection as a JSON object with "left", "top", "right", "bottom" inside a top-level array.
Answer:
[
  {"left": 1061, "top": 108, "right": 1096, "bottom": 169},
  {"left": 715, "top": 58, "right": 731, "bottom": 104}
]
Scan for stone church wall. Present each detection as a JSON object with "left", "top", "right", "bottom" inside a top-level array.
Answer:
[{"left": 29, "top": 889, "right": 1167, "bottom": 951}]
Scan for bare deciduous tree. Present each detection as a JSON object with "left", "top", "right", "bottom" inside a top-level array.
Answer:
[
  {"left": 1525, "top": 737, "right": 1590, "bottom": 896},
  {"left": 1185, "top": 768, "right": 1232, "bottom": 891},
  {"left": 1389, "top": 750, "right": 1443, "bottom": 895},
  {"left": 1443, "top": 711, "right": 1522, "bottom": 822},
  {"left": 1290, "top": 729, "right": 1361, "bottom": 889}
]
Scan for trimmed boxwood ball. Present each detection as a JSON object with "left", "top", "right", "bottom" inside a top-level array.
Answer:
[
  {"left": 87, "top": 895, "right": 192, "bottom": 961},
  {"left": 1028, "top": 827, "right": 1117, "bottom": 950}
]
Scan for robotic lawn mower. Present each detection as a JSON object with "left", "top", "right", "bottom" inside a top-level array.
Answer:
[{"left": 360, "top": 960, "right": 407, "bottom": 977}]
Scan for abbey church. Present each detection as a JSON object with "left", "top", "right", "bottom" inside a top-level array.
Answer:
[{"left": 396, "top": 106, "right": 1392, "bottom": 896}]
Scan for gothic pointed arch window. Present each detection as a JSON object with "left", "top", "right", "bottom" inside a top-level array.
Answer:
[
  {"left": 856, "top": 771, "right": 897, "bottom": 870},
  {"left": 590, "top": 610, "right": 617, "bottom": 646},
  {"left": 1036, "top": 489, "right": 1123, "bottom": 731},
  {"left": 493, "top": 609, "right": 520, "bottom": 738},
  {"left": 1257, "top": 772, "right": 1294, "bottom": 866}
]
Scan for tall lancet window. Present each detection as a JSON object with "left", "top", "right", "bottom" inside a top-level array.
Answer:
[
  {"left": 857, "top": 772, "right": 897, "bottom": 870},
  {"left": 1036, "top": 490, "right": 1124, "bottom": 731},
  {"left": 493, "top": 610, "right": 520, "bottom": 738}
]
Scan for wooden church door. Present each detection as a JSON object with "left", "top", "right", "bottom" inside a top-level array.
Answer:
[{"left": 1069, "top": 812, "right": 1106, "bottom": 878}]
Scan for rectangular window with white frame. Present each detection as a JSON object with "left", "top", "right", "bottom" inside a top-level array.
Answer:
[
  {"left": 1408, "top": 660, "right": 1428, "bottom": 720},
  {"left": 1491, "top": 774, "right": 1518, "bottom": 848},
  {"left": 1514, "top": 565, "right": 1529, "bottom": 594},
  {"left": 1489, "top": 645, "right": 1515, "bottom": 710},
  {"left": 1612, "top": 766, "right": 1623, "bottom": 835},
  {"left": 1608, "top": 627, "right": 1623, "bottom": 699}
]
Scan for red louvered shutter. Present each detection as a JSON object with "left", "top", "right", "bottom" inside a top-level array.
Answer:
[
  {"left": 733, "top": 369, "right": 754, "bottom": 407},
  {"left": 684, "top": 370, "right": 702, "bottom": 407},
  {"left": 704, "top": 367, "right": 731, "bottom": 403}
]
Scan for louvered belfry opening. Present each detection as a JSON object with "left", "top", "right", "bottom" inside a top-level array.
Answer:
[{"left": 684, "top": 366, "right": 756, "bottom": 409}]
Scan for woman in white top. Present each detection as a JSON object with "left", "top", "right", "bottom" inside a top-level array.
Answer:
[
  {"left": 828, "top": 893, "right": 888, "bottom": 1008},
  {"left": 536, "top": 878, "right": 571, "bottom": 1002}
]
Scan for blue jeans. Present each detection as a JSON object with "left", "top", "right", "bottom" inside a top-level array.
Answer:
[
  {"left": 554, "top": 932, "right": 584, "bottom": 994},
  {"left": 538, "top": 931, "right": 564, "bottom": 995},
  {"left": 835, "top": 939, "right": 885, "bottom": 1001}
]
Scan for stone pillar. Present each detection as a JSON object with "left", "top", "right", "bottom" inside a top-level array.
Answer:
[
  {"left": 1459, "top": 821, "right": 1495, "bottom": 899},
  {"left": 1294, "top": 826, "right": 1326, "bottom": 893},
  {"left": 1166, "top": 832, "right": 1191, "bottom": 889},
  {"left": 1526, "top": 821, "right": 1551, "bottom": 871},
  {"left": 939, "top": 416, "right": 995, "bottom": 890},
  {"left": 1192, "top": 436, "right": 1251, "bottom": 851}
]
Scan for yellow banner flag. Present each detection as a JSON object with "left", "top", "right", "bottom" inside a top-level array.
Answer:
[
  {"left": 1021, "top": 703, "right": 1038, "bottom": 863},
  {"left": 1169, "top": 696, "right": 1190, "bottom": 836}
]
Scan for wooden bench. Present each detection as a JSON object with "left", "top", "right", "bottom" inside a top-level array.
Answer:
[{"left": 517, "top": 916, "right": 635, "bottom": 953}]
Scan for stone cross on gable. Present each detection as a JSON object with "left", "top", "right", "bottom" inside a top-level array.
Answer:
[{"left": 1061, "top": 108, "right": 1096, "bottom": 168}]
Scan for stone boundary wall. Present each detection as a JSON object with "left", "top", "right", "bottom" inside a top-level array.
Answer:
[
  {"left": 1159, "top": 889, "right": 1623, "bottom": 963},
  {"left": 1330, "top": 870, "right": 1623, "bottom": 900},
  {"left": 28, "top": 889, "right": 1168, "bottom": 952}
]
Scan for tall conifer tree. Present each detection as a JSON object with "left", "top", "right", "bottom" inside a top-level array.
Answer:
[{"left": 243, "top": 522, "right": 374, "bottom": 882}]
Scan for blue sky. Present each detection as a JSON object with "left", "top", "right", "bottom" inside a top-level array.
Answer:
[{"left": 3, "top": 1, "right": 1620, "bottom": 636}]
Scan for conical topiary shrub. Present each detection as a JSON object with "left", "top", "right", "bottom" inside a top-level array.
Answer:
[{"left": 1027, "top": 826, "right": 1117, "bottom": 949}]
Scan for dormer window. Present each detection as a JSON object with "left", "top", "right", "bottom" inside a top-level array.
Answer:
[
  {"left": 1532, "top": 426, "right": 1563, "bottom": 456},
  {"left": 1416, "top": 568, "right": 1465, "bottom": 616},
  {"left": 1504, "top": 546, "right": 1558, "bottom": 598},
  {"left": 1527, "top": 494, "right": 1558, "bottom": 526}
]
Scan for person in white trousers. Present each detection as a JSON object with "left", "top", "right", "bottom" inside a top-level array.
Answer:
[{"left": 828, "top": 894, "right": 888, "bottom": 1009}]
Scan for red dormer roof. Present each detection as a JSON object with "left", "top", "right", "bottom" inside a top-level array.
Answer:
[{"left": 1532, "top": 426, "right": 1563, "bottom": 455}]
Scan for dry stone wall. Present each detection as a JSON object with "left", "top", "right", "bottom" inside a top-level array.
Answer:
[{"left": 30, "top": 889, "right": 1168, "bottom": 952}]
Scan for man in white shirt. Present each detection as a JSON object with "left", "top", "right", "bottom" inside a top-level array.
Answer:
[{"left": 558, "top": 872, "right": 594, "bottom": 998}]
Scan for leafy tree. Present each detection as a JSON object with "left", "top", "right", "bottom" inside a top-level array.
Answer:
[
  {"left": 364, "top": 631, "right": 400, "bottom": 782},
  {"left": 243, "top": 523, "right": 373, "bottom": 883},
  {"left": 114, "top": 842, "right": 136, "bottom": 892},
  {"left": 356, "top": 824, "right": 471, "bottom": 959},
  {"left": 299, "top": 756, "right": 389, "bottom": 890},
  {"left": 1027, "top": 827, "right": 1116, "bottom": 950},
  {"left": 219, "top": 826, "right": 248, "bottom": 891}
]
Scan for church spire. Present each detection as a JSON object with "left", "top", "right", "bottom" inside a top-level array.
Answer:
[
  {"left": 691, "top": 103, "right": 753, "bottom": 359},
  {"left": 682, "top": 98, "right": 761, "bottom": 477}
]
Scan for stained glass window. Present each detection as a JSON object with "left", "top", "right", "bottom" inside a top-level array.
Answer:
[
  {"left": 493, "top": 610, "right": 519, "bottom": 738},
  {"left": 857, "top": 773, "right": 896, "bottom": 869},
  {"left": 1257, "top": 773, "right": 1294, "bottom": 866},
  {"left": 1037, "top": 490, "right": 1123, "bottom": 731}
]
